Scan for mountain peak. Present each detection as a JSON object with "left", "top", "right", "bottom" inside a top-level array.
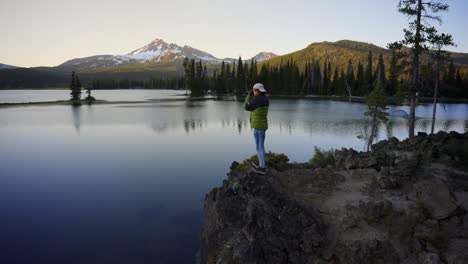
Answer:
[
  {"left": 251, "top": 52, "right": 278, "bottom": 62},
  {"left": 127, "top": 38, "right": 176, "bottom": 56},
  {"left": 150, "top": 38, "right": 164, "bottom": 43}
]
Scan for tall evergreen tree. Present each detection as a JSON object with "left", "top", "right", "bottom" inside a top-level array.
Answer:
[
  {"left": 236, "top": 57, "right": 245, "bottom": 96},
  {"left": 225, "top": 63, "right": 232, "bottom": 93},
  {"left": 389, "top": 0, "right": 449, "bottom": 138},
  {"left": 244, "top": 61, "right": 250, "bottom": 90},
  {"left": 85, "top": 81, "right": 95, "bottom": 102},
  {"left": 376, "top": 53, "right": 386, "bottom": 83},
  {"left": 322, "top": 61, "right": 329, "bottom": 95},
  {"left": 364, "top": 81, "right": 389, "bottom": 151},
  {"left": 427, "top": 29, "right": 454, "bottom": 134},
  {"left": 250, "top": 60, "right": 258, "bottom": 87},
  {"left": 259, "top": 63, "right": 269, "bottom": 92},
  {"left": 219, "top": 61, "right": 226, "bottom": 94},
  {"left": 356, "top": 62, "right": 365, "bottom": 95},
  {"left": 345, "top": 60, "right": 355, "bottom": 96},
  {"left": 445, "top": 60, "right": 456, "bottom": 84},
  {"left": 339, "top": 68, "right": 347, "bottom": 96},
  {"left": 332, "top": 66, "right": 340, "bottom": 95},
  {"left": 365, "top": 51, "right": 373, "bottom": 94},
  {"left": 182, "top": 58, "right": 204, "bottom": 96},
  {"left": 388, "top": 48, "right": 400, "bottom": 96},
  {"left": 70, "top": 71, "right": 82, "bottom": 105}
]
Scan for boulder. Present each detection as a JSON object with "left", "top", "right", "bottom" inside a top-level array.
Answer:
[{"left": 414, "top": 179, "right": 459, "bottom": 220}]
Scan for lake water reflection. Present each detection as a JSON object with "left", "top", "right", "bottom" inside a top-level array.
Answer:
[{"left": 0, "top": 90, "right": 467, "bottom": 263}]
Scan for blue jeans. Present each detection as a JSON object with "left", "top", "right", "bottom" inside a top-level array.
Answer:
[{"left": 253, "top": 128, "right": 266, "bottom": 168}]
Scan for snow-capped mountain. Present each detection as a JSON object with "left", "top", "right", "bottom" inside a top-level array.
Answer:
[
  {"left": 57, "top": 38, "right": 276, "bottom": 70},
  {"left": 251, "top": 52, "right": 278, "bottom": 62},
  {"left": 126, "top": 39, "right": 221, "bottom": 63},
  {"left": 0, "top": 63, "right": 16, "bottom": 69},
  {"left": 58, "top": 38, "right": 222, "bottom": 69}
]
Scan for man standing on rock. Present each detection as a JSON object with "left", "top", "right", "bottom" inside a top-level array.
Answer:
[{"left": 243, "top": 83, "right": 269, "bottom": 174}]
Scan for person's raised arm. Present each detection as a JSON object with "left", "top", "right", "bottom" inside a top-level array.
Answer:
[{"left": 243, "top": 91, "right": 253, "bottom": 111}]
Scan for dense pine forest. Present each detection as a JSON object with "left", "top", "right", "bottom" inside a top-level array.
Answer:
[
  {"left": 182, "top": 52, "right": 468, "bottom": 99},
  {"left": 0, "top": 67, "right": 183, "bottom": 90}
]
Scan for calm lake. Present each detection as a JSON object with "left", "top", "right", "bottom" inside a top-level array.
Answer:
[{"left": 1, "top": 90, "right": 467, "bottom": 264}]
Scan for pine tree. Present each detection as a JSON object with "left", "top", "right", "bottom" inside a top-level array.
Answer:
[
  {"left": 236, "top": 57, "right": 245, "bottom": 96},
  {"left": 259, "top": 63, "right": 269, "bottom": 92},
  {"left": 322, "top": 61, "right": 329, "bottom": 95},
  {"left": 182, "top": 58, "right": 203, "bottom": 96},
  {"left": 455, "top": 68, "right": 463, "bottom": 87},
  {"left": 389, "top": 0, "right": 450, "bottom": 138},
  {"left": 364, "top": 81, "right": 388, "bottom": 151},
  {"left": 244, "top": 61, "right": 250, "bottom": 90},
  {"left": 446, "top": 61, "right": 456, "bottom": 84},
  {"left": 365, "top": 51, "right": 373, "bottom": 94},
  {"left": 339, "top": 68, "right": 347, "bottom": 96},
  {"left": 356, "top": 62, "right": 365, "bottom": 95},
  {"left": 345, "top": 60, "right": 354, "bottom": 96},
  {"left": 388, "top": 48, "right": 400, "bottom": 96},
  {"left": 219, "top": 61, "right": 226, "bottom": 94},
  {"left": 332, "top": 66, "right": 339, "bottom": 95},
  {"left": 70, "top": 71, "right": 82, "bottom": 105},
  {"left": 85, "top": 79, "right": 95, "bottom": 102},
  {"left": 427, "top": 29, "right": 454, "bottom": 134},
  {"left": 376, "top": 53, "right": 386, "bottom": 83},
  {"left": 225, "top": 63, "right": 232, "bottom": 93},
  {"left": 250, "top": 59, "right": 258, "bottom": 88}
]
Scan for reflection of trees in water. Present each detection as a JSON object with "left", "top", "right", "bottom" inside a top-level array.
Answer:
[
  {"left": 220, "top": 119, "right": 248, "bottom": 134},
  {"left": 71, "top": 106, "right": 81, "bottom": 133},
  {"left": 221, "top": 119, "right": 229, "bottom": 129},
  {"left": 150, "top": 122, "right": 169, "bottom": 134},
  {"left": 279, "top": 121, "right": 294, "bottom": 136},
  {"left": 300, "top": 119, "right": 368, "bottom": 137},
  {"left": 357, "top": 121, "right": 371, "bottom": 151},
  {"left": 443, "top": 119, "right": 454, "bottom": 132},
  {"left": 465, "top": 120, "right": 468, "bottom": 133},
  {"left": 182, "top": 100, "right": 205, "bottom": 134},
  {"left": 355, "top": 120, "right": 384, "bottom": 151},
  {"left": 385, "top": 119, "right": 395, "bottom": 139},
  {"left": 300, "top": 118, "right": 402, "bottom": 148},
  {"left": 418, "top": 119, "right": 430, "bottom": 134},
  {"left": 183, "top": 119, "right": 204, "bottom": 134},
  {"left": 237, "top": 119, "right": 244, "bottom": 135},
  {"left": 298, "top": 117, "right": 466, "bottom": 138},
  {"left": 184, "top": 101, "right": 204, "bottom": 108}
]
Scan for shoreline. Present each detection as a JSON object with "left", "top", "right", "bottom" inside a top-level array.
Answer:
[
  {"left": 0, "top": 97, "right": 220, "bottom": 108},
  {"left": 1, "top": 94, "right": 467, "bottom": 108}
]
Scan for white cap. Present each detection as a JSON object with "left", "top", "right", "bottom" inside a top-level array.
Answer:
[{"left": 253, "top": 83, "right": 266, "bottom": 92}]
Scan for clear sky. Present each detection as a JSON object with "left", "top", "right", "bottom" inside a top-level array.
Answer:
[{"left": 1, "top": 0, "right": 467, "bottom": 67}]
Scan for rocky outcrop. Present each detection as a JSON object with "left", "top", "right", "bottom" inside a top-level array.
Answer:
[{"left": 199, "top": 132, "right": 468, "bottom": 264}]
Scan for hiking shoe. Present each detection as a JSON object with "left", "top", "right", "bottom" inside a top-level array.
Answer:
[
  {"left": 250, "top": 161, "right": 259, "bottom": 169},
  {"left": 253, "top": 167, "right": 267, "bottom": 175}
]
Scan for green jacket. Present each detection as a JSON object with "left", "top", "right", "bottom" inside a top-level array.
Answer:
[{"left": 243, "top": 93, "right": 269, "bottom": 130}]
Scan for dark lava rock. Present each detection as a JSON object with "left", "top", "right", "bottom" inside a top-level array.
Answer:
[{"left": 199, "top": 132, "right": 468, "bottom": 264}]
